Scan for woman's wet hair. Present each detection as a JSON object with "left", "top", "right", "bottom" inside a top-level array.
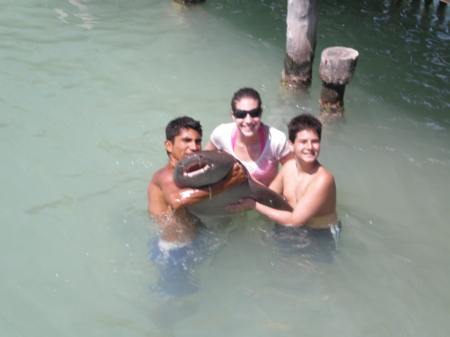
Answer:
[
  {"left": 231, "top": 87, "right": 262, "bottom": 112},
  {"left": 288, "top": 113, "right": 322, "bottom": 142},
  {"left": 165, "top": 116, "right": 202, "bottom": 142}
]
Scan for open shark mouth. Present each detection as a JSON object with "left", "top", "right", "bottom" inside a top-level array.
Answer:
[{"left": 181, "top": 158, "right": 213, "bottom": 178}]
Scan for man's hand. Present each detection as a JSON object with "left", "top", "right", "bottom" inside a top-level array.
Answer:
[
  {"left": 224, "top": 162, "right": 247, "bottom": 189},
  {"left": 209, "top": 161, "right": 247, "bottom": 200},
  {"left": 225, "top": 198, "right": 256, "bottom": 213}
]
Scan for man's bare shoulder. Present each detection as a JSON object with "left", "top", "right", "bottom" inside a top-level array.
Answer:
[
  {"left": 310, "top": 164, "right": 336, "bottom": 193},
  {"left": 148, "top": 164, "right": 176, "bottom": 216},
  {"left": 316, "top": 164, "right": 335, "bottom": 181},
  {"left": 278, "top": 159, "right": 297, "bottom": 177},
  {"left": 150, "top": 164, "right": 174, "bottom": 187}
]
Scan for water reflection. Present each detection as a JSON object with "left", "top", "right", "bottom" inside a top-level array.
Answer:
[{"left": 53, "top": 0, "right": 98, "bottom": 30}]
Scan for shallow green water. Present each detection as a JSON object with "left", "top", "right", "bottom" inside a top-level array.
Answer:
[{"left": 1, "top": 0, "right": 449, "bottom": 336}]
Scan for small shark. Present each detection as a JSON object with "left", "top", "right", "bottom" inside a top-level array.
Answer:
[{"left": 174, "top": 150, "right": 293, "bottom": 216}]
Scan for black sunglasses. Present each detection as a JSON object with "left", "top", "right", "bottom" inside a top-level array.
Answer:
[{"left": 232, "top": 107, "right": 262, "bottom": 119}]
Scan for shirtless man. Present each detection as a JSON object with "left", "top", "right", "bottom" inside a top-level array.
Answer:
[
  {"left": 148, "top": 116, "right": 246, "bottom": 244},
  {"left": 226, "top": 114, "right": 340, "bottom": 255}
]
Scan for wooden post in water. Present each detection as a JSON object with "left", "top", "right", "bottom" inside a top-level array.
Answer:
[
  {"left": 438, "top": 0, "right": 449, "bottom": 8},
  {"left": 281, "top": 0, "right": 319, "bottom": 89},
  {"left": 437, "top": 0, "right": 449, "bottom": 19},
  {"left": 319, "top": 47, "right": 359, "bottom": 116}
]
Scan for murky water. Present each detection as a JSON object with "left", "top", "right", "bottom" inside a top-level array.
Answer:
[{"left": 1, "top": 0, "right": 449, "bottom": 336}]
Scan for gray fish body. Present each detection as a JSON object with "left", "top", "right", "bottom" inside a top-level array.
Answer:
[{"left": 174, "top": 150, "right": 293, "bottom": 216}]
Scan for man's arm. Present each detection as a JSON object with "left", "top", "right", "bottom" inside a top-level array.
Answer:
[
  {"left": 148, "top": 170, "right": 202, "bottom": 243},
  {"left": 224, "top": 164, "right": 287, "bottom": 213},
  {"left": 235, "top": 172, "right": 335, "bottom": 226},
  {"left": 153, "top": 162, "right": 247, "bottom": 212}
]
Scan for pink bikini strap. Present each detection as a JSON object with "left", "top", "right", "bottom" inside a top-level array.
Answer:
[
  {"left": 231, "top": 128, "right": 238, "bottom": 149},
  {"left": 231, "top": 123, "right": 266, "bottom": 151},
  {"left": 259, "top": 122, "right": 266, "bottom": 151}
]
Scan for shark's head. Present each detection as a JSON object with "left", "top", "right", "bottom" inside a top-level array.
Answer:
[{"left": 173, "top": 150, "right": 236, "bottom": 188}]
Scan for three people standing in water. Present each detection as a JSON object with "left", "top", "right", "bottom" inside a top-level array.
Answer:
[
  {"left": 149, "top": 88, "right": 339, "bottom": 242},
  {"left": 147, "top": 89, "right": 340, "bottom": 295}
]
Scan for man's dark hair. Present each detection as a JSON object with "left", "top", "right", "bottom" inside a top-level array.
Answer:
[
  {"left": 231, "top": 87, "right": 262, "bottom": 112},
  {"left": 288, "top": 113, "right": 322, "bottom": 142},
  {"left": 165, "top": 116, "right": 202, "bottom": 143}
]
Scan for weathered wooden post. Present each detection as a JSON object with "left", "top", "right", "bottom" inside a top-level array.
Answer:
[
  {"left": 281, "top": 0, "right": 319, "bottom": 89},
  {"left": 319, "top": 47, "right": 359, "bottom": 116},
  {"left": 437, "top": 1, "right": 449, "bottom": 20}
]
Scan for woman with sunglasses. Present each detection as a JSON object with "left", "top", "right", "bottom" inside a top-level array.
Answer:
[{"left": 204, "top": 87, "right": 294, "bottom": 186}]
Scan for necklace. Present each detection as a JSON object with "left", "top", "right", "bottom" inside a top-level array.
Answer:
[{"left": 168, "top": 158, "right": 177, "bottom": 168}]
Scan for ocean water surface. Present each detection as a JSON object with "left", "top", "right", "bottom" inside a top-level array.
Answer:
[{"left": 1, "top": 0, "right": 449, "bottom": 336}]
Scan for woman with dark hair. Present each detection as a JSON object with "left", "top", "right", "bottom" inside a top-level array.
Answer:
[{"left": 205, "top": 88, "right": 293, "bottom": 186}]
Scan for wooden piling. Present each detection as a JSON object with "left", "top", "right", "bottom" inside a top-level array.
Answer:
[
  {"left": 437, "top": 0, "right": 448, "bottom": 20},
  {"left": 281, "top": 0, "right": 319, "bottom": 90},
  {"left": 319, "top": 47, "right": 359, "bottom": 115}
]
